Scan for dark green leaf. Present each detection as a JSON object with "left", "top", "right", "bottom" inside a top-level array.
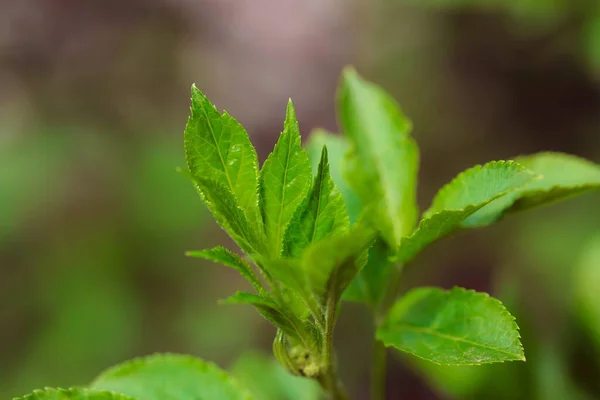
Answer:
[
  {"left": 184, "top": 86, "right": 261, "bottom": 229},
  {"left": 259, "top": 100, "right": 312, "bottom": 257},
  {"left": 91, "top": 353, "right": 253, "bottom": 400},
  {"left": 395, "top": 161, "right": 536, "bottom": 263},
  {"left": 284, "top": 146, "right": 350, "bottom": 258},
  {"left": 337, "top": 67, "right": 419, "bottom": 249},
  {"left": 305, "top": 130, "right": 362, "bottom": 223},
  {"left": 377, "top": 287, "right": 525, "bottom": 365},
  {"left": 464, "top": 152, "right": 600, "bottom": 227},
  {"left": 14, "top": 388, "right": 135, "bottom": 400},
  {"left": 186, "top": 247, "right": 266, "bottom": 295}
]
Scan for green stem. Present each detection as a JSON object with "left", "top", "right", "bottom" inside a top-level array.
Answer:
[
  {"left": 320, "top": 293, "right": 350, "bottom": 400},
  {"left": 370, "top": 338, "right": 387, "bottom": 400},
  {"left": 370, "top": 263, "right": 403, "bottom": 400}
]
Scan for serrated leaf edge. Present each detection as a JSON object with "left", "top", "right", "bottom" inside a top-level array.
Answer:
[
  {"left": 13, "top": 387, "right": 136, "bottom": 400},
  {"left": 426, "top": 160, "right": 536, "bottom": 216},
  {"left": 377, "top": 286, "right": 525, "bottom": 366},
  {"left": 259, "top": 99, "right": 312, "bottom": 258}
]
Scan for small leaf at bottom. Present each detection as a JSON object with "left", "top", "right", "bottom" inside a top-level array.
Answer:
[{"left": 90, "top": 353, "right": 253, "bottom": 400}]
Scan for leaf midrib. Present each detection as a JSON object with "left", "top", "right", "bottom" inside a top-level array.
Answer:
[
  {"left": 199, "top": 102, "right": 236, "bottom": 195},
  {"left": 385, "top": 324, "right": 521, "bottom": 358},
  {"left": 274, "top": 132, "right": 294, "bottom": 253},
  {"left": 310, "top": 160, "right": 325, "bottom": 244}
]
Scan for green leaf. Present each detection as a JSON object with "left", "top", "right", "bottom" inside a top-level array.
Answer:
[
  {"left": 464, "top": 152, "right": 600, "bottom": 228},
  {"left": 90, "top": 353, "right": 253, "bottom": 400},
  {"left": 377, "top": 287, "right": 525, "bottom": 365},
  {"left": 14, "top": 388, "right": 135, "bottom": 400},
  {"left": 343, "top": 238, "right": 396, "bottom": 307},
  {"left": 220, "top": 291, "right": 301, "bottom": 340},
  {"left": 305, "top": 130, "right": 362, "bottom": 223},
  {"left": 395, "top": 161, "right": 536, "bottom": 263},
  {"left": 184, "top": 85, "right": 261, "bottom": 228},
  {"left": 337, "top": 67, "right": 419, "bottom": 249},
  {"left": 302, "top": 225, "right": 376, "bottom": 306},
  {"left": 193, "top": 178, "right": 263, "bottom": 255},
  {"left": 186, "top": 247, "right": 266, "bottom": 296},
  {"left": 259, "top": 100, "right": 312, "bottom": 257},
  {"left": 231, "top": 351, "right": 322, "bottom": 400},
  {"left": 305, "top": 133, "right": 396, "bottom": 307},
  {"left": 284, "top": 146, "right": 350, "bottom": 258},
  {"left": 255, "top": 257, "right": 322, "bottom": 326}
]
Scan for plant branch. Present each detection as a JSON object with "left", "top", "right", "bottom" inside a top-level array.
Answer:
[
  {"left": 370, "top": 263, "right": 404, "bottom": 400},
  {"left": 319, "top": 293, "right": 349, "bottom": 400},
  {"left": 370, "top": 337, "right": 387, "bottom": 400}
]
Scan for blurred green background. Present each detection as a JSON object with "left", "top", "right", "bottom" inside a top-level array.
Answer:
[{"left": 1, "top": 0, "right": 599, "bottom": 399}]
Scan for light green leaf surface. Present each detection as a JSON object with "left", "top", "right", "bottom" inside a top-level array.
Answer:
[
  {"left": 14, "top": 388, "right": 135, "bottom": 400},
  {"left": 184, "top": 85, "right": 260, "bottom": 227},
  {"left": 90, "top": 353, "right": 253, "bottom": 400},
  {"left": 302, "top": 225, "right": 375, "bottom": 306},
  {"left": 464, "top": 152, "right": 600, "bottom": 227},
  {"left": 284, "top": 146, "right": 350, "bottom": 258},
  {"left": 186, "top": 247, "right": 265, "bottom": 295},
  {"left": 395, "top": 161, "right": 536, "bottom": 263},
  {"left": 231, "top": 352, "right": 322, "bottom": 400},
  {"left": 377, "top": 287, "right": 525, "bottom": 365},
  {"left": 305, "top": 130, "right": 362, "bottom": 223},
  {"left": 338, "top": 67, "right": 419, "bottom": 249},
  {"left": 259, "top": 100, "right": 312, "bottom": 256},
  {"left": 192, "top": 178, "right": 263, "bottom": 255}
]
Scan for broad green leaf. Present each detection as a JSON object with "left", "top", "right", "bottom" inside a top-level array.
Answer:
[
  {"left": 91, "top": 353, "right": 253, "bottom": 400},
  {"left": 302, "top": 225, "right": 375, "bottom": 306},
  {"left": 337, "top": 67, "right": 419, "bottom": 249},
  {"left": 221, "top": 291, "right": 301, "bottom": 340},
  {"left": 193, "top": 178, "right": 263, "bottom": 255},
  {"left": 184, "top": 86, "right": 261, "bottom": 227},
  {"left": 259, "top": 100, "right": 312, "bottom": 256},
  {"left": 343, "top": 238, "right": 396, "bottom": 307},
  {"left": 186, "top": 247, "right": 265, "bottom": 295},
  {"left": 464, "top": 152, "right": 600, "bottom": 227},
  {"left": 305, "top": 130, "right": 362, "bottom": 223},
  {"left": 573, "top": 234, "right": 600, "bottom": 350},
  {"left": 231, "top": 351, "right": 322, "bottom": 400},
  {"left": 395, "top": 161, "right": 536, "bottom": 263},
  {"left": 377, "top": 287, "right": 525, "bottom": 365},
  {"left": 14, "top": 388, "right": 135, "bottom": 400},
  {"left": 284, "top": 146, "right": 350, "bottom": 258}
]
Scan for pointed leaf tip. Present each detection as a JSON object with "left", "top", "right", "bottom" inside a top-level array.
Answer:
[{"left": 341, "top": 65, "right": 358, "bottom": 79}]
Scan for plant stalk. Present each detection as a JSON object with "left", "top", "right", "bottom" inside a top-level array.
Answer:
[
  {"left": 370, "top": 338, "right": 387, "bottom": 400},
  {"left": 320, "top": 293, "right": 350, "bottom": 400},
  {"left": 370, "top": 262, "right": 403, "bottom": 400}
]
